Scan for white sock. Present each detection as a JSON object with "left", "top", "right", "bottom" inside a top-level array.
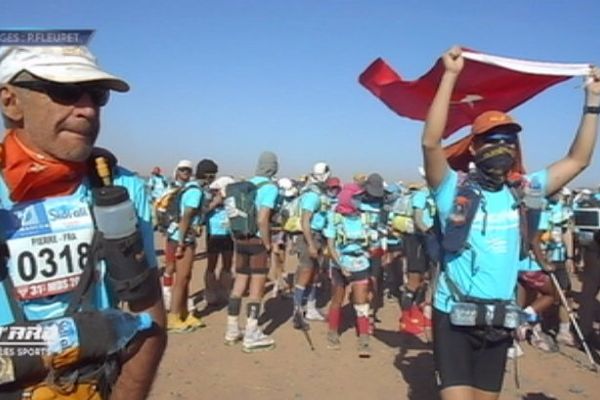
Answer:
[
  {"left": 559, "top": 322, "right": 570, "bottom": 334},
  {"left": 524, "top": 306, "right": 537, "bottom": 321},
  {"left": 246, "top": 317, "right": 258, "bottom": 332}
]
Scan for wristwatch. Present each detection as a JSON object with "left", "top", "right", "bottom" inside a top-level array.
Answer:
[{"left": 584, "top": 105, "right": 600, "bottom": 114}]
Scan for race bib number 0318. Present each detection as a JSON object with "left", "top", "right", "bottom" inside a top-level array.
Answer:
[{"left": 1, "top": 195, "right": 94, "bottom": 300}]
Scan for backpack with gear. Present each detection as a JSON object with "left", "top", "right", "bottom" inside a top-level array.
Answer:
[
  {"left": 154, "top": 185, "right": 197, "bottom": 233},
  {"left": 281, "top": 196, "right": 303, "bottom": 233},
  {"left": 224, "top": 180, "right": 272, "bottom": 238},
  {"left": 389, "top": 194, "right": 415, "bottom": 234},
  {"left": 282, "top": 184, "right": 325, "bottom": 234}
]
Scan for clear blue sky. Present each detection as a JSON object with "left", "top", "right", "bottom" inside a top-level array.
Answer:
[{"left": 3, "top": 0, "right": 600, "bottom": 186}]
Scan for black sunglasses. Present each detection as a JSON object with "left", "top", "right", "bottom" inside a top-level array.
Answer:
[
  {"left": 177, "top": 167, "right": 192, "bottom": 173},
  {"left": 12, "top": 80, "right": 110, "bottom": 107}
]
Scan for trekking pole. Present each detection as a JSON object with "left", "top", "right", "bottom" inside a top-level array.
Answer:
[
  {"left": 548, "top": 272, "right": 598, "bottom": 372},
  {"left": 301, "top": 327, "right": 315, "bottom": 351}
]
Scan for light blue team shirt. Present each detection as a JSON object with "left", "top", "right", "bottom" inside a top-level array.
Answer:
[
  {"left": 323, "top": 211, "right": 370, "bottom": 272},
  {"left": 167, "top": 181, "right": 203, "bottom": 243},
  {"left": 411, "top": 188, "right": 435, "bottom": 230},
  {"left": 249, "top": 176, "right": 279, "bottom": 237},
  {"left": 0, "top": 167, "right": 157, "bottom": 325},
  {"left": 433, "top": 168, "right": 549, "bottom": 313},
  {"left": 300, "top": 190, "right": 327, "bottom": 232},
  {"left": 207, "top": 206, "right": 230, "bottom": 236},
  {"left": 147, "top": 174, "right": 168, "bottom": 201}
]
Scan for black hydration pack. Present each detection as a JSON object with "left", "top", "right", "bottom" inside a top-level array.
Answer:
[{"left": 439, "top": 171, "right": 541, "bottom": 260}]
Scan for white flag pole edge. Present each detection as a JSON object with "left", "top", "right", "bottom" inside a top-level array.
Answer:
[{"left": 462, "top": 51, "right": 591, "bottom": 77}]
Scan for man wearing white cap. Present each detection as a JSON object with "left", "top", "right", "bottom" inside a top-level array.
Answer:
[
  {"left": 164, "top": 158, "right": 210, "bottom": 332},
  {"left": 291, "top": 162, "right": 331, "bottom": 331},
  {"left": 0, "top": 44, "right": 165, "bottom": 399}
]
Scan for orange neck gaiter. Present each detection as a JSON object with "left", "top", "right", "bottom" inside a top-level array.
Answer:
[{"left": 1, "top": 129, "right": 87, "bottom": 202}]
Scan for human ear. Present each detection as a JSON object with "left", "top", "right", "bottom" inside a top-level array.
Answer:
[{"left": 0, "top": 85, "right": 24, "bottom": 125}]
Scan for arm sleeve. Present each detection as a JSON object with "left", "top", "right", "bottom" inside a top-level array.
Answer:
[
  {"left": 301, "top": 192, "right": 320, "bottom": 212},
  {"left": 431, "top": 169, "right": 458, "bottom": 225},
  {"left": 323, "top": 211, "right": 335, "bottom": 239},
  {"left": 182, "top": 186, "right": 202, "bottom": 211},
  {"left": 117, "top": 168, "right": 158, "bottom": 268},
  {"left": 257, "top": 183, "right": 278, "bottom": 209}
]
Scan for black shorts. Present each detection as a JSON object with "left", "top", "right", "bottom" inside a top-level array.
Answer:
[
  {"left": 234, "top": 237, "right": 268, "bottom": 275},
  {"left": 329, "top": 267, "right": 370, "bottom": 287},
  {"left": 370, "top": 256, "right": 382, "bottom": 280},
  {"left": 206, "top": 235, "right": 234, "bottom": 254},
  {"left": 433, "top": 308, "right": 512, "bottom": 393},
  {"left": 404, "top": 234, "right": 430, "bottom": 273}
]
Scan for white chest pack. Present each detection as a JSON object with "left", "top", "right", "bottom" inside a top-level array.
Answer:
[{"left": 2, "top": 194, "right": 94, "bottom": 300}]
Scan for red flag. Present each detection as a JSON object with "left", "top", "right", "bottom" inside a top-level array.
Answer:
[{"left": 359, "top": 48, "right": 590, "bottom": 138}]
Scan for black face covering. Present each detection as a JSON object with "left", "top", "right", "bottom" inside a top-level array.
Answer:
[{"left": 473, "top": 144, "right": 516, "bottom": 191}]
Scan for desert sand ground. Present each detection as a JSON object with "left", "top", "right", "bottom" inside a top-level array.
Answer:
[{"left": 149, "top": 234, "right": 600, "bottom": 400}]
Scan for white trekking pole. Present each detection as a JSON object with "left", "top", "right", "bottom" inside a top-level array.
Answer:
[{"left": 549, "top": 272, "right": 598, "bottom": 372}]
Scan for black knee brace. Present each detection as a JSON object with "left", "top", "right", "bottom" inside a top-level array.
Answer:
[{"left": 228, "top": 297, "right": 242, "bottom": 316}]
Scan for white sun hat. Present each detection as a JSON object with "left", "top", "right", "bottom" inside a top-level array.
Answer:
[{"left": 0, "top": 45, "right": 129, "bottom": 91}]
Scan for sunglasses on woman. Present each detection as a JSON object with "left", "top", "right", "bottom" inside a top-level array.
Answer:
[{"left": 12, "top": 80, "right": 110, "bottom": 107}]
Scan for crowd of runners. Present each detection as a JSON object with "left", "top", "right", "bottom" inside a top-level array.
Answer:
[{"left": 149, "top": 149, "right": 600, "bottom": 358}]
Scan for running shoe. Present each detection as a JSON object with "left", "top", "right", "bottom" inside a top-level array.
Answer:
[
  {"left": 326, "top": 331, "right": 341, "bottom": 350},
  {"left": 242, "top": 329, "right": 275, "bottom": 353},
  {"left": 530, "top": 330, "right": 559, "bottom": 353},
  {"left": 398, "top": 308, "right": 424, "bottom": 336},
  {"left": 224, "top": 323, "right": 243, "bottom": 346},
  {"left": 167, "top": 314, "right": 194, "bottom": 334},
  {"left": 183, "top": 313, "right": 206, "bottom": 329},
  {"left": 556, "top": 331, "right": 577, "bottom": 347},
  {"left": 305, "top": 306, "right": 326, "bottom": 322}
]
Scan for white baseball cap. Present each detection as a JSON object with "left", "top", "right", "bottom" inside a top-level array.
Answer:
[
  {"left": 311, "top": 162, "right": 331, "bottom": 183},
  {"left": 0, "top": 45, "right": 129, "bottom": 91},
  {"left": 278, "top": 177, "right": 297, "bottom": 197},
  {"left": 209, "top": 176, "right": 235, "bottom": 195},
  {"left": 176, "top": 160, "right": 193, "bottom": 170}
]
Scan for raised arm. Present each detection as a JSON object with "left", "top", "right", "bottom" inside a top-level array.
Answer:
[
  {"left": 422, "top": 46, "right": 464, "bottom": 189},
  {"left": 546, "top": 67, "right": 600, "bottom": 194}
]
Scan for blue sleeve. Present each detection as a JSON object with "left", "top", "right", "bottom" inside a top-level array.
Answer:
[
  {"left": 323, "top": 211, "right": 336, "bottom": 239},
  {"left": 538, "top": 209, "right": 550, "bottom": 230},
  {"left": 519, "top": 256, "right": 542, "bottom": 272},
  {"left": 301, "top": 192, "right": 320, "bottom": 212},
  {"left": 114, "top": 168, "right": 158, "bottom": 268},
  {"left": 257, "top": 183, "right": 278, "bottom": 209},
  {"left": 182, "top": 186, "right": 202, "bottom": 211},
  {"left": 431, "top": 169, "right": 458, "bottom": 226},
  {"left": 411, "top": 191, "right": 426, "bottom": 209}
]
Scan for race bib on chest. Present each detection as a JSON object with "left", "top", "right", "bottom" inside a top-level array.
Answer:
[{"left": 1, "top": 195, "right": 94, "bottom": 300}]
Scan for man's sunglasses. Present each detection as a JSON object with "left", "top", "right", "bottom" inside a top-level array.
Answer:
[
  {"left": 479, "top": 132, "right": 518, "bottom": 145},
  {"left": 177, "top": 167, "right": 192, "bottom": 173},
  {"left": 12, "top": 80, "right": 110, "bottom": 107}
]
